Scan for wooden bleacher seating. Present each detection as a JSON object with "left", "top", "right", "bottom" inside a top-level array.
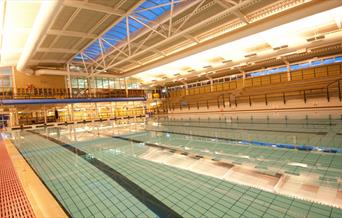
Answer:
[{"left": 166, "top": 63, "right": 342, "bottom": 109}]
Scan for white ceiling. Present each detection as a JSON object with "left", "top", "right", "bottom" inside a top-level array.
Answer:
[
  {"left": 0, "top": 0, "right": 42, "bottom": 67},
  {"left": 133, "top": 6, "right": 342, "bottom": 84}
]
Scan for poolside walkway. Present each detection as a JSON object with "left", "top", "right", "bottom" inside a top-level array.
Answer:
[
  {"left": 0, "top": 134, "right": 67, "bottom": 218},
  {"left": 0, "top": 135, "right": 35, "bottom": 218}
]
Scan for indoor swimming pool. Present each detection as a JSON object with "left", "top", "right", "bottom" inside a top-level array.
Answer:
[{"left": 5, "top": 112, "right": 342, "bottom": 217}]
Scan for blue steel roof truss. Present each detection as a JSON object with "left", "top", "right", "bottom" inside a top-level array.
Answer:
[{"left": 73, "top": 0, "right": 175, "bottom": 62}]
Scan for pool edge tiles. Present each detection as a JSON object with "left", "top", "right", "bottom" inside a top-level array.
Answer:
[
  {"left": 27, "top": 130, "right": 182, "bottom": 218},
  {"left": 1, "top": 135, "right": 68, "bottom": 218}
]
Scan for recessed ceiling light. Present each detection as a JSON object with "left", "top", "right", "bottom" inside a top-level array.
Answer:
[
  {"left": 244, "top": 53, "right": 257, "bottom": 58},
  {"left": 306, "top": 35, "right": 325, "bottom": 42},
  {"left": 222, "top": 60, "right": 232, "bottom": 63}
]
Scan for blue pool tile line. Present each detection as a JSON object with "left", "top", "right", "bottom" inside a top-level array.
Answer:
[{"left": 240, "top": 140, "right": 342, "bottom": 153}]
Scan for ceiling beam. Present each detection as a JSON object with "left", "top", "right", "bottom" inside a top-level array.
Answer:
[
  {"left": 103, "top": 0, "right": 257, "bottom": 71},
  {"left": 37, "top": 48, "right": 79, "bottom": 53},
  {"left": 122, "top": 0, "right": 342, "bottom": 77},
  {"left": 29, "top": 59, "right": 66, "bottom": 64},
  {"left": 47, "top": 30, "right": 97, "bottom": 39},
  {"left": 63, "top": 1, "right": 125, "bottom": 16},
  {"left": 67, "top": 0, "right": 145, "bottom": 65},
  {"left": 85, "top": 0, "right": 202, "bottom": 68},
  {"left": 217, "top": 0, "right": 250, "bottom": 24},
  {"left": 130, "top": 42, "right": 166, "bottom": 56},
  {"left": 114, "top": 0, "right": 127, "bottom": 10}
]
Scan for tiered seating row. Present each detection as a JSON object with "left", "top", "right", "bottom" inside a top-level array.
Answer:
[
  {"left": 169, "top": 63, "right": 342, "bottom": 98},
  {"left": 165, "top": 63, "right": 342, "bottom": 111}
]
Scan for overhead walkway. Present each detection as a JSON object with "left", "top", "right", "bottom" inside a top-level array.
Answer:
[{"left": 0, "top": 88, "right": 145, "bottom": 101}]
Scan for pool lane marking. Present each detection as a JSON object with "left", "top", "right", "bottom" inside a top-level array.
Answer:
[
  {"left": 144, "top": 129, "right": 342, "bottom": 153},
  {"left": 157, "top": 123, "right": 328, "bottom": 135},
  {"left": 28, "top": 130, "right": 182, "bottom": 218},
  {"left": 156, "top": 119, "right": 337, "bottom": 126}
]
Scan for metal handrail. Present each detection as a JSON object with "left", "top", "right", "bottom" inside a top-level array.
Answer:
[
  {"left": 326, "top": 78, "right": 342, "bottom": 102},
  {"left": 0, "top": 89, "right": 146, "bottom": 100},
  {"left": 327, "top": 77, "right": 342, "bottom": 88}
]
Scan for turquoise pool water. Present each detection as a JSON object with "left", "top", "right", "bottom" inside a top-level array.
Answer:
[{"left": 8, "top": 113, "right": 342, "bottom": 217}]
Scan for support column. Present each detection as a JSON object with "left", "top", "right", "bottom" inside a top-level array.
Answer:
[
  {"left": 9, "top": 112, "right": 14, "bottom": 127},
  {"left": 43, "top": 105, "right": 47, "bottom": 124},
  {"left": 287, "top": 65, "right": 291, "bottom": 81},
  {"left": 206, "top": 75, "right": 213, "bottom": 92},
  {"left": 111, "top": 102, "right": 115, "bottom": 118},
  {"left": 67, "top": 64, "right": 72, "bottom": 98},
  {"left": 68, "top": 104, "right": 74, "bottom": 122},
  {"left": 124, "top": 77, "right": 128, "bottom": 97},
  {"left": 181, "top": 82, "right": 188, "bottom": 96},
  {"left": 143, "top": 102, "right": 146, "bottom": 117},
  {"left": 282, "top": 58, "right": 291, "bottom": 81},
  {"left": 10, "top": 108, "right": 19, "bottom": 127},
  {"left": 94, "top": 103, "right": 99, "bottom": 119},
  {"left": 14, "top": 109, "right": 19, "bottom": 126},
  {"left": 11, "top": 66, "right": 17, "bottom": 96},
  {"left": 238, "top": 68, "right": 246, "bottom": 88},
  {"left": 91, "top": 75, "right": 96, "bottom": 97},
  {"left": 115, "top": 102, "right": 118, "bottom": 117}
]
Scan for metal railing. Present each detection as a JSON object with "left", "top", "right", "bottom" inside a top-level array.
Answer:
[
  {"left": 327, "top": 78, "right": 342, "bottom": 102},
  {"left": 162, "top": 79, "right": 342, "bottom": 112},
  {"left": 0, "top": 88, "right": 146, "bottom": 100},
  {"left": 168, "top": 64, "right": 342, "bottom": 99}
]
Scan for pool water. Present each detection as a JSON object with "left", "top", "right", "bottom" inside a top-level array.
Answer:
[{"left": 8, "top": 112, "right": 342, "bottom": 217}]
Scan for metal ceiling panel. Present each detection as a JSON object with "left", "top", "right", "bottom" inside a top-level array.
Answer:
[
  {"left": 52, "top": 36, "right": 80, "bottom": 48},
  {"left": 39, "top": 35, "right": 57, "bottom": 48},
  {"left": 51, "top": 6, "right": 77, "bottom": 30},
  {"left": 66, "top": 9, "right": 106, "bottom": 33}
]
